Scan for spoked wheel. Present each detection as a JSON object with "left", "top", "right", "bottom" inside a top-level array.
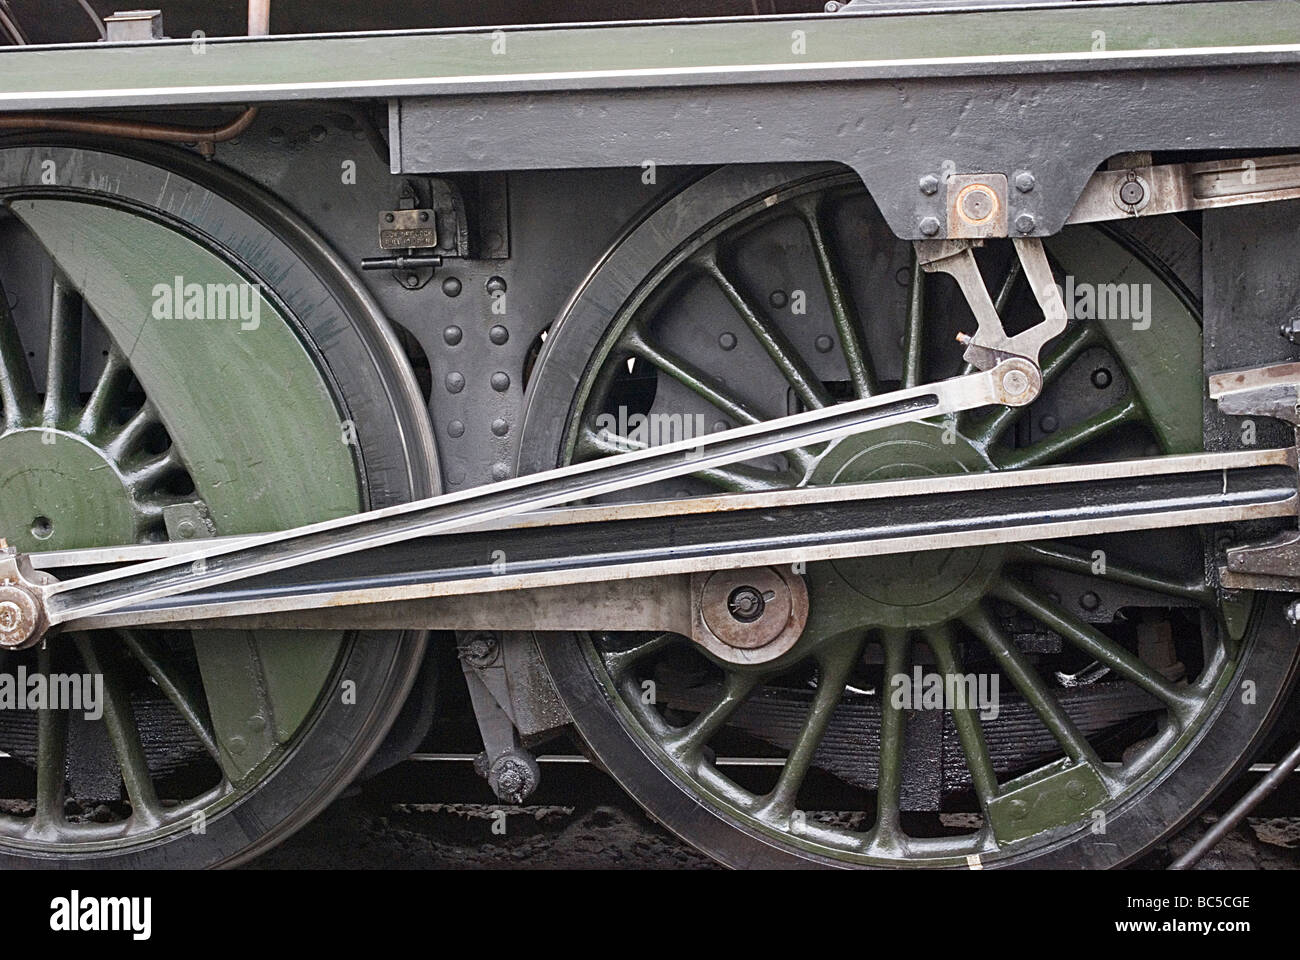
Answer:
[
  {"left": 519, "top": 165, "right": 1299, "bottom": 868},
  {"left": 0, "top": 142, "right": 436, "bottom": 867}
]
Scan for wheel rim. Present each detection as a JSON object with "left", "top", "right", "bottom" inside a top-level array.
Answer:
[
  {"left": 523, "top": 169, "right": 1262, "bottom": 866},
  {"left": 0, "top": 156, "right": 424, "bottom": 858}
]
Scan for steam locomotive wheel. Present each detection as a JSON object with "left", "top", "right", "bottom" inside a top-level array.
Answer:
[
  {"left": 0, "top": 142, "right": 436, "bottom": 867},
  {"left": 519, "top": 165, "right": 1300, "bottom": 867}
]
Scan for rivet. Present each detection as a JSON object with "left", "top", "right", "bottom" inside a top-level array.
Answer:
[
  {"left": 769, "top": 290, "right": 789, "bottom": 309},
  {"left": 491, "top": 418, "right": 509, "bottom": 437},
  {"left": 443, "top": 325, "right": 462, "bottom": 346},
  {"left": 489, "top": 325, "right": 509, "bottom": 345},
  {"left": 490, "top": 372, "right": 510, "bottom": 392},
  {"left": 1080, "top": 591, "right": 1100, "bottom": 611},
  {"left": 446, "top": 372, "right": 465, "bottom": 394},
  {"left": 442, "top": 277, "right": 462, "bottom": 297},
  {"left": 448, "top": 420, "right": 465, "bottom": 438},
  {"left": 719, "top": 332, "right": 738, "bottom": 351},
  {"left": 485, "top": 276, "right": 507, "bottom": 295},
  {"left": 491, "top": 463, "right": 509, "bottom": 481},
  {"left": 814, "top": 335, "right": 834, "bottom": 353}
]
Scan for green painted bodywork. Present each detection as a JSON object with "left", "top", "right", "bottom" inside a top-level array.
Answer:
[
  {"left": 0, "top": 2, "right": 1294, "bottom": 107},
  {"left": 9, "top": 199, "right": 361, "bottom": 781}
]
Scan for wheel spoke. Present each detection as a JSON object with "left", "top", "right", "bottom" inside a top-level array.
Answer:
[
  {"left": 794, "top": 196, "right": 876, "bottom": 397},
  {"left": 603, "top": 632, "right": 679, "bottom": 682},
  {"left": 125, "top": 448, "right": 183, "bottom": 491},
  {"left": 992, "top": 576, "right": 1196, "bottom": 717},
  {"left": 42, "top": 273, "right": 82, "bottom": 427},
  {"left": 1010, "top": 541, "right": 1215, "bottom": 605},
  {"left": 73, "top": 634, "right": 162, "bottom": 824},
  {"left": 33, "top": 644, "right": 69, "bottom": 833},
  {"left": 78, "top": 346, "right": 132, "bottom": 438},
  {"left": 924, "top": 624, "right": 999, "bottom": 811},
  {"left": 105, "top": 401, "right": 161, "bottom": 460},
  {"left": 622, "top": 326, "right": 765, "bottom": 427},
  {"left": 873, "top": 629, "right": 909, "bottom": 846},
  {"left": 962, "top": 605, "right": 1104, "bottom": 770},
  {"left": 116, "top": 629, "right": 221, "bottom": 763},
  {"left": 992, "top": 395, "right": 1142, "bottom": 470},
  {"left": 967, "top": 322, "right": 1099, "bottom": 447},
  {"left": 756, "top": 639, "right": 862, "bottom": 820},
  {"left": 698, "top": 250, "right": 832, "bottom": 411},
  {"left": 0, "top": 276, "right": 37, "bottom": 429},
  {"left": 576, "top": 425, "right": 803, "bottom": 493},
  {"left": 667, "top": 671, "right": 760, "bottom": 759}
]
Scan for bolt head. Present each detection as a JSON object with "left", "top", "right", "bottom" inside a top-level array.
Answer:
[
  {"left": 918, "top": 216, "right": 941, "bottom": 237},
  {"left": 1014, "top": 213, "right": 1036, "bottom": 234},
  {"left": 960, "top": 187, "right": 995, "bottom": 223},
  {"left": 1118, "top": 179, "right": 1146, "bottom": 206},
  {"left": 1014, "top": 171, "right": 1036, "bottom": 193},
  {"left": 918, "top": 174, "right": 940, "bottom": 196},
  {"left": 0, "top": 583, "right": 41, "bottom": 650},
  {"left": 1001, "top": 369, "right": 1030, "bottom": 397}
]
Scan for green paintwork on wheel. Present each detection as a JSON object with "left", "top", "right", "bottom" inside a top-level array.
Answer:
[
  {"left": 0, "top": 430, "right": 141, "bottom": 552},
  {"left": 805, "top": 421, "right": 1003, "bottom": 632},
  {"left": 8, "top": 199, "right": 362, "bottom": 782},
  {"left": 1044, "top": 229, "right": 1204, "bottom": 454},
  {"left": 543, "top": 171, "right": 1232, "bottom": 865}
]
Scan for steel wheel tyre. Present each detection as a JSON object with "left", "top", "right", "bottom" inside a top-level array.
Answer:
[
  {"left": 519, "top": 165, "right": 1299, "bottom": 868},
  {"left": 0, "top": 141, "right": 436, "bottom": 867}
]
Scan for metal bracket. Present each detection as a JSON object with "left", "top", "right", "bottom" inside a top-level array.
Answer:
[
  {"left": 915, "top": 236, "right": 1067, "bottom": 370},
  {"left": 1210, "top": 362, "right": 1300, "bottom": 590},
  {"left": 458, "top": 632, "right": 543, "bottom": 804},
  {"left": 946, "top": 173, "right": 1008, "bottom": 240}
]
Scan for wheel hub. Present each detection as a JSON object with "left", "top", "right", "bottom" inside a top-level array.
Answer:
[
  {"left": 808, "top": 421, "right": 1004, "bottom": 628},
  {"left": 0, "top": 429, "right": 143, "bottom": 553}
]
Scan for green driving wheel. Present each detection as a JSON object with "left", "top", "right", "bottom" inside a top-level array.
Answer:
[
  {"left": 0, "top": 143, "right": 435, "bottom": 867},
  {"left": 519, "top": 165, "right": 1299, "bottom": 868}
]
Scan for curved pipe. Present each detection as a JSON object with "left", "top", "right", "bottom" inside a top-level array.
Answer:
[
  {"left": 0, "top": 106, "right": 259, "bottom": 156},
  {"left": 0, "top": 0, "right": 269, "bottom": 156}
]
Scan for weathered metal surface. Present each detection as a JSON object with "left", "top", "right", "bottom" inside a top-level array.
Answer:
[
  {"left": 28, "top": 358, "right": 1031, "bottom": 637},
  {"left": 0, "top": 4, "right": 1298, "bottom": 237},
  {"left": 42, "top": 447, "right": 1299, "bottom": 634}
]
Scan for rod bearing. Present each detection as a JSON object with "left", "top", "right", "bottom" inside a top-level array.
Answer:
[{"left": 0, "top": 581, "right": 43, "bottom": 650}]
